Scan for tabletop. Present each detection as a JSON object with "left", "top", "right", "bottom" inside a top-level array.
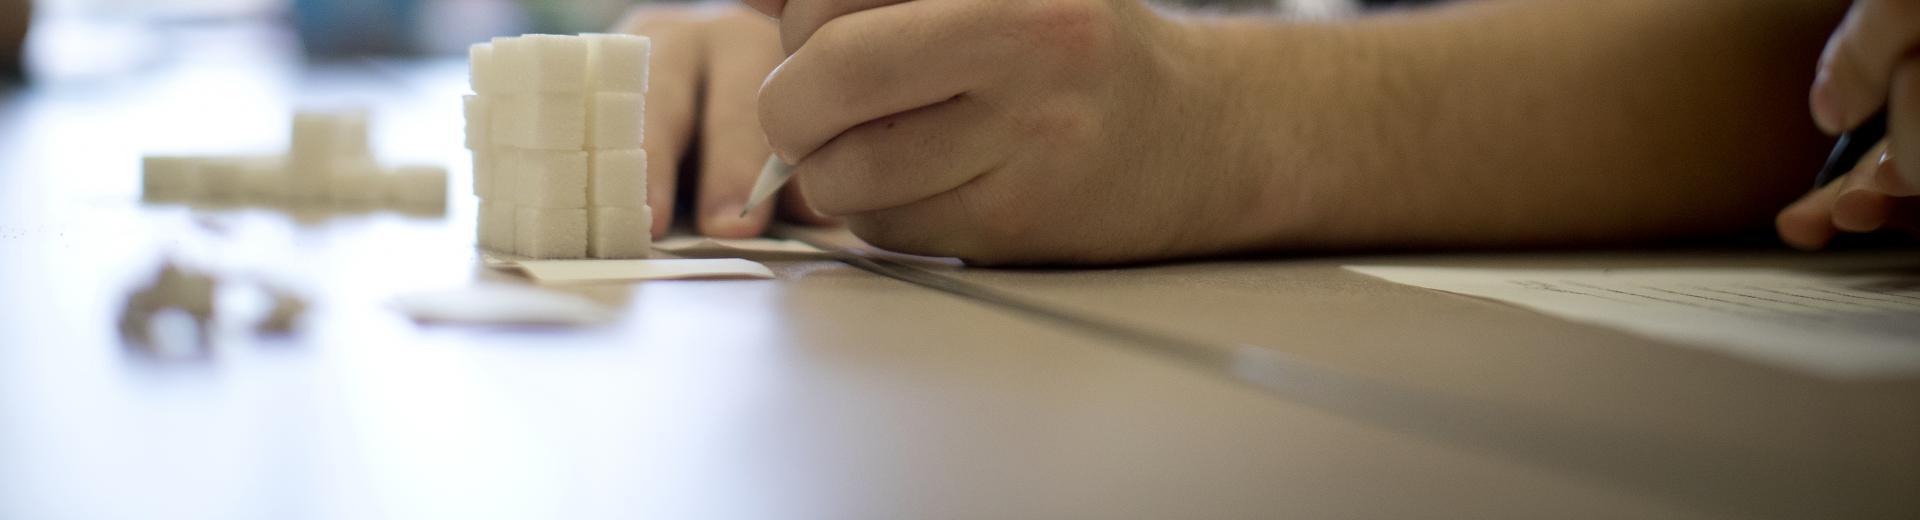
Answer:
[{"left": 1, "top": 22, "right": 1915, "bottom": 520}]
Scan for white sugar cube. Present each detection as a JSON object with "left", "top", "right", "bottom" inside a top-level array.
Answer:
[
  {"left": 589, "top": 206, "right": 653, "bottom": 259},
  {"left": 388, "top": 165, "right": 448, "bottom": 215},
  {"left": 289, "top": 110, "right": 370, "bottom": 166},
  {"left": 517, "top": 150, "right": 588, "bottom": 208},
  {"left": 590, "top": 149, "right": 648, "bottom": 208},
  {"left": 491, "top": 37, "right": 531, "bottom": 94},
  {"left": 587, "top": 92, "right": 645, "bottom": 150},
  {"left": 329, "top": 159, "right": 388, "bottom": 207},
  {"left": 237, "top": 159, "right": 290, "bottom": 205},
  {"left": 287, "top": 163, "right": 333, "bottom": 202},
  {"left": 463, "top": 95, "right": 492, "bottom": 150},
  {"left": 522, "top": 34, "right": 589, "bottom": 93},
  {"left": 489, "top": 95, "right": 525, "bottom": 147},
  {"left": 515, "top": 207, "right": 588, "bottom": 258},
  {"left": 585, "top": 34, "right": 651, "bottom": 93},
  {"left": 471, "top": 149, "right": 493, "bottom": 198},
  {"left": 142, "top": 156, "right": 202, "bottom": 203},
  {"left": 521, "top": 94, "right": 588, "bottom": 150},
  {"left": 478, "top": 201, "right": 515, "bottom": 251},
  {"left": 478, "top": 201, "right": 514, "bottom": 253},
  {"left": 469, "top": 43, "right": 497, "bottom": 94},
  {"left": 197, "top": 158, "right": 248, "bottom": 204},
  {"left": 490, "top": 147, "right": 522, "bottom": 200}
]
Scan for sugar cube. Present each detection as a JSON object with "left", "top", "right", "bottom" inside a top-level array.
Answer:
[
  {"left": 585, "top": 34, "right": 651, "bottom": 93},
  {"left": 491, "top": 37, "right": 532, "bottom": 95},
  {"left": 590, "top": 149, "right": 648, "bottom": 208},
  {"left": 587, "top": 92, "right": 645, "bottom": 150},
  {"left": 329, "top": 159, "right": 388, "bottom": 207},
  {"left": 517, "top": 150, "right": 589, "bottom": 208},
  {"left": 478, "top": 201, "right": 516, "bottom": 251},
  {"left": 196, "top": 158, "right": 248, "bottom": 205},
  {"left": 515, "top": 207, "right": 588, "bottom": 258},
  {"left": 142, "top": 156, "right": 202, "bottom": 203},
  {"left": 469, "top": 43, "right": 497, "bottom": 94},
  {"left": 521, "top": 94, "right": 588, "bottom": 150},
  {"left": 589, "top": 206, "right": 653, "bottom": 259},
  {"left": 521, "top": 34, "right": 589, "bottom": 93},
  {"left": 489, "top": 95, "right": 527, "bottom": 148},
  {"left": 388, "top": 165, "right": 448, "bottom": 214},
  {"left": 289, "top": 110, "right": 370, "bottom": 166},
  {"left": 490, "top": 147, "right": 522, "bottom": 200},
  {"left": 471, "top": 149, "right": 493, "bottom": 198},
  {"left": 464, "top": 95, "right": 492, "bottom": 150},
  {"left": 287, "top": 164, "right": 333, "bottom": 202},
  {"left": 237, "top": 159, "right": 290, "bottom": 205}
]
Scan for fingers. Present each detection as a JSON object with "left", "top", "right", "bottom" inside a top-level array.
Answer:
[
  {"left": 618, "top": 10, "right": 703, "bottom": 238},
  {"left": 844, "top": 188, "right": 997, "bottom": 262},
  {"left": 696, "top": 13, "right": 784, "bottom": 238},
  {"left": 774, "top": 0, "right": 906, "bottom": 54},
  {"left": 1873, "top": 151, "right": 1919, "bottom": 196},
  {"left": 1810, "top": 0, "right": 1920, "bottom": 134},
  {"left": 759, "top": 0, "right": 1018, "bottom": 163},
  {"left": 1890, "top": 61, "right": 1920, "bottom": 189},
  {"left": 1777, "top": 179, "right": 1846, "bottom": 251},
  {"left": 1778, "top": 142, "right": 1884, "bottom": 250},
  {"left": 777, "top": 182, "right": 839, "bottom": 225},
  {"left": 1832, "top": 153, "right": 1894, "bottom": 232},
  {"left": 791, "top": 95, "right": 1008, "bottom": 216}
]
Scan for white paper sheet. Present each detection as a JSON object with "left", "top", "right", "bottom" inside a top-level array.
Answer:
[
  {"left": 509, "top": 258, "right": 775, "bottom": 284},
  {"left": 1346, "top": 266, "right": 1920, "bottom": 378},
  {"left": 650, "top": 237, "right": 829, "bottom": 257},
  {"left": 390, "top": 285, "right": 615, "bottom": 326}
]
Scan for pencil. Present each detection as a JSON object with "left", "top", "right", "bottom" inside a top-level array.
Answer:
[
  {"left": 1814, "top": 110, "right": 1889, "bottom": 189},
  {"left": 740, "top": 154, "right": 795, "bottom": 218}
]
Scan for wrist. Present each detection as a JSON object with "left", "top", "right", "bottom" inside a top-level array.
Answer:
[{"left": 1169, "top": 16, "right": 1386, "bottom": 254}]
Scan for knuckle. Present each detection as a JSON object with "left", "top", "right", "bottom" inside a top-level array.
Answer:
[{"left": 1014, "top": 0, "right": 1117, "bottom": 64}]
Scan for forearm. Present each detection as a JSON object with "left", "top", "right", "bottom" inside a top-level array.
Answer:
[{"left": 1184, "top": 0, "right": 1848, "bottom": 250}]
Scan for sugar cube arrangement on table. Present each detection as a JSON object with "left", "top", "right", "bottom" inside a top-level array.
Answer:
[
  {"left": 468, "top": 33, "right": 653, "bottom": 259},
  {"left": 142, "top": 110, "right": 449, "bottom": 215}
]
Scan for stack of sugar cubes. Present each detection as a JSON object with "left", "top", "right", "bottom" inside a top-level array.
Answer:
[{"left": 467, "top": 34, "right": 653, "bottom": 259}]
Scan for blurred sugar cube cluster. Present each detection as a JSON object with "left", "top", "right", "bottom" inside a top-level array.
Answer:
[{"left": 142, "top": 109, "right": 448, "bottom": 216}]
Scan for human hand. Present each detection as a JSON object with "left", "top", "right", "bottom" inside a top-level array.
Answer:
[
  {"left": 613, "top": 3, "right": 834, "bottom": 239},
  {"left": 1787, "top": 0, "right": 1920, "bottom": 248},
  {"left": 748, "top": 0, "right": 1258, "bottom": 264},
  {"left": 1776, "top": 142, "right": 1920, "bottom": 249}
]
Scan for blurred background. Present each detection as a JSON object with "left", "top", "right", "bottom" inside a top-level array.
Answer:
[{"left": 7, "top": 0, "right": 636, "bottom": 84}]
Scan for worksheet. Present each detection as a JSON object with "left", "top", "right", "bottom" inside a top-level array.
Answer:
[{"left": 1345, "top": 266, "right": 1920, "bottom": 378}]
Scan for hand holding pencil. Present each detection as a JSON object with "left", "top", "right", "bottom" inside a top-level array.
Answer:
[
  {"left": 1778, "top": 0, "right": 1920, "bottom": 250},
  {"left": 614, "top": 4, "right": 836, "bottom": 240}
]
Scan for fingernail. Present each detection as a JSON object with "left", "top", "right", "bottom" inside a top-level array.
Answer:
[
  {"left": 712, "top": 202, "right": 745, "bottom": 222},
  {"left": 704, "top": 203, "right": 753, "bottom": 237},
  {"left": 1832, "top": 189, "right": 1891, "bottom": 233},
  {"left": 1811, "top": 74, "right": 1846, "bottom": 135},
  {"left": 1873, "top": 151, "right": 1915, "bottom": 195}
]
